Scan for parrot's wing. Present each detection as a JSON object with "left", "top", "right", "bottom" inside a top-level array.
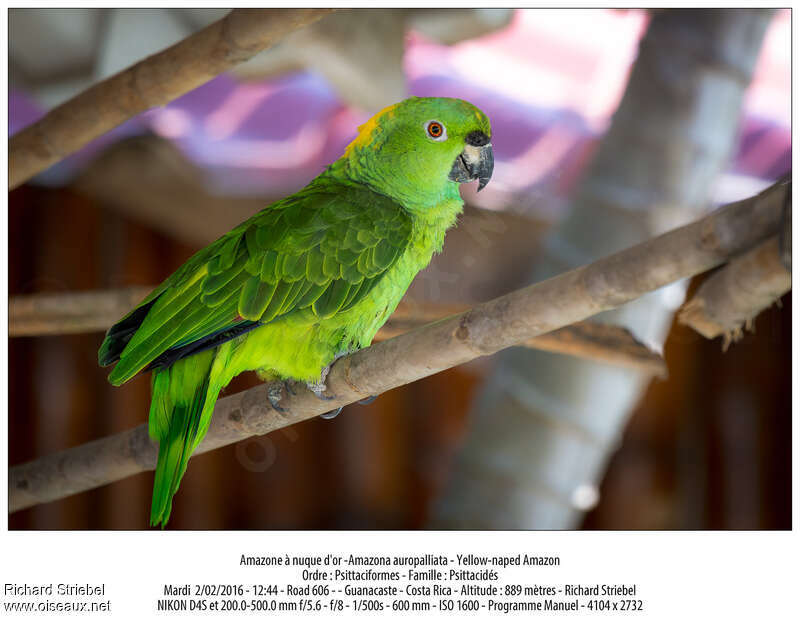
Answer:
[{"left": 100, "top": 183, "right": 413, "bottom": 385}]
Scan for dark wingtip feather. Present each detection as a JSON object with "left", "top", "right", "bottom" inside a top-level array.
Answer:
[
  {"left": 144, "top": 320, "right": 261, "bottom": 373},
  {"left": 97, "top": 297, "right": 159, "bottom": 368},
  {"left": 98, "top": 332, "right": 132, "bottom": 367}
]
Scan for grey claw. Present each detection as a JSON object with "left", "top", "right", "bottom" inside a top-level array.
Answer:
[
  {"left": 268, "top": 383, "right": 289, "bottom": 414},
  {"left": 307, "top": 380, "right": 335, "bottom": 401},
  {"left": 320, "top": 407, "right": 343, "bottom": 420},
  {"left": 358, "top": 395, "right": 377, "bottom": 406},
  {"left": 309, "top": 353, "right": 351, "bottom": 409}
]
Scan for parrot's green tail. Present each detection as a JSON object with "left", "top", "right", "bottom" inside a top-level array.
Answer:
[{"left": 148, "top": 350, "right": 219, "bottom": 528}]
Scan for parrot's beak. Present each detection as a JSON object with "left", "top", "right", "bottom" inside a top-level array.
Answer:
[{"left": 448, "top": 131, "right": 494, "bottom": 192}]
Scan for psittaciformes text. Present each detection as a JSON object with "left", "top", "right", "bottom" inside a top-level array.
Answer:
[{"left": 98, "top": 97, "right": 493, "bottom": 527}]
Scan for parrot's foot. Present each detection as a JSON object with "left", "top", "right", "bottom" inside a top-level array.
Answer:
[
  {"left": 312, "top": 363, "right": 338, "bottom": 418},
  {"left": 306, "top": 357, "right": 342, "bottom": 401},
  {"left": 306, "top": 379, "right": 335, "bottom": 401},
  {"left": 321, "top": 406, "right": 344, "bottom": 420},
  {"left": 267, "top": 382, "right": 293, "bottom": 414},
  {"left": 358, "top": 395, "right": 378, "bottom": 406},
  {"left": 308, "top": 352, "right": 353, "bottom": 415}
]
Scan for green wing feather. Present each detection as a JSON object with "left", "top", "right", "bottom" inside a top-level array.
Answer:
[{"left": 102, "top": 182, "right": 413, "bottom": 386}]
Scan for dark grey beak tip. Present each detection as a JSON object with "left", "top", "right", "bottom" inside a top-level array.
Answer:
[
  {"left": 475, "top": 143, "right": 494, "bottom": 192},
  {"left": 448, "top": 141, "right": 494, "bottom": 192}
]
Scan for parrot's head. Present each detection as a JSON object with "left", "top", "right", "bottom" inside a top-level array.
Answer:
[{"left": 343, "top": 97, "right": 493, "bottom": 209}]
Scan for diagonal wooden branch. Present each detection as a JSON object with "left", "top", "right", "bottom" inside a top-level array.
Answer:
[
  {"left": 8, "top": 178, "right": 788, "bottom": 513},
  {"left": 8, "top": 8, "right": 334, "bottom": 190},
  {"left": 8, "top": 289, "right": 665, "bottom": 375},
  {"left": 374, "top": 304, "right": 666, "bottom": 376}
]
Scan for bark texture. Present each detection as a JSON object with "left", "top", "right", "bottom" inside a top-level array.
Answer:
[
  {"left": 9, "top": 8, "right": 334, "bottom": 189},
  {"left": 431, "top": 9, "right": 775, "bottom": 529},
  {"left": 9, "top": 178, "right": 786, "bottom": 513}
]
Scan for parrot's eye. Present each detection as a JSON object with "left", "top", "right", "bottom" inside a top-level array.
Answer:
[{"left": 425, "top": 120, "right": 447, "bottom": 141}]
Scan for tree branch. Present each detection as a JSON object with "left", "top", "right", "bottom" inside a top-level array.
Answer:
[
  {"left": 678, "top": 234, "right": 791, "bottom": 348},
  {"left": 8, "top": 8, "right": 334, "bottom": 189},
  {"left": 374, "top": 303, "right": 666, "bottom": 377},
  {"left": 9, "top": 178, "right": 788, "bottom": 513},
  {"left": 9, "top": 291, "right": 665, "bottom": 374},
  {"left": 9, "top": 286, "right": 153, "bottom": 337}
]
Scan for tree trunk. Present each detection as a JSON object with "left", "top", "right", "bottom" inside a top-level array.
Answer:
[{"left": 430, "top": 9, "right": 774, "bottom": 529}]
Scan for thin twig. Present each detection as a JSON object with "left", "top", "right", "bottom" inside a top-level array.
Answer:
[
  {"left": 9, "top": 8, "right": 334, "bottom": 189},
  {"left": 8, "top": 178, "right": 788, "bottom": 513}
]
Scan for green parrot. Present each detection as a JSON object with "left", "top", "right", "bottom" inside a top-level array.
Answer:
[{"left": 98, "top": 96, "right": 493, "bottom": 527}]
